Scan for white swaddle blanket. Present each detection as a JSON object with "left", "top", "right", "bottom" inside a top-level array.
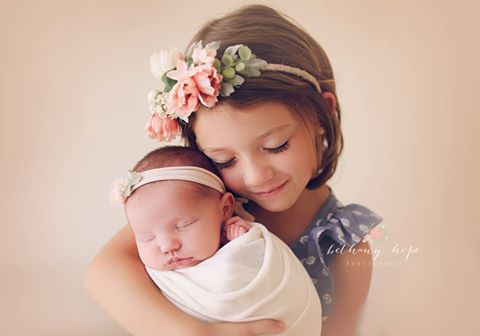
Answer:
[{"left": 146, "top": 222, "right": 322, "bottom": 335}]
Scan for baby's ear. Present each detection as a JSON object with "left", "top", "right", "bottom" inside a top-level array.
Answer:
[{"left": 220, "top": 192, "right": 235, "bottom": 219}]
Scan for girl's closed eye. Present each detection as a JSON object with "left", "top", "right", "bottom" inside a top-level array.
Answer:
[
  {"left": 213, "top": 140, "right": 290, "bottom": 170},
  {"left": 214, "top": 157, "right": 236, "bottom": 170},
  {"left": 264, "top": 140, "right": 290, "bottom": 154}
]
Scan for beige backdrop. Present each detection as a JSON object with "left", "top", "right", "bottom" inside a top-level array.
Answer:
[{"left": 1, "top": 0, "right": 479, "bottom": 335}]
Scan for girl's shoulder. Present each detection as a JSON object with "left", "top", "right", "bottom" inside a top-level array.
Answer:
[
  {"left": 288, "top": 191, "right": 383, "bottom": 318},
  {"left": 290, "top": 190, "right": 383, "bottom": 258}
]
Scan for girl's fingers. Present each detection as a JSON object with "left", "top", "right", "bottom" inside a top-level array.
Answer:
[
  {"left": 210, "top": 319, "right": 286, "bottom": 335},
  {"left": 248, "top": 319, "right": 286, "bottom": 335}
]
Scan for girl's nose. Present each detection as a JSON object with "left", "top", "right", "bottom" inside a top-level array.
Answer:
[
  {"left": 158, "top": 235, "right": 181, "bottom": 254},
  {"left": 242, "top": 158, "right": 274, "bottom": 187}
]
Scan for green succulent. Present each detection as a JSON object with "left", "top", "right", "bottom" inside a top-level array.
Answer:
[
  {"left": 221, "top": 54, "right": 234, "bottom": 66},
  {"left": 222, "top": 67, "right": 236, "bottom": 79},
  {"left": 238, "top": 46, "right": 252, "bottom": 61}
]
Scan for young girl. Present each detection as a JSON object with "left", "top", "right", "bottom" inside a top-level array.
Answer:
[
  {"left": 112, "top": 146, "right": 322, "bottom": 335},
  {"left": 85, "top": 4, "right": 382, "bottom": 336}
]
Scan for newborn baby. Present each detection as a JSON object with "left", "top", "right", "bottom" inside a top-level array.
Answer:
[{"left": 111, "top": 146, "right": 322, "bottom": 335}]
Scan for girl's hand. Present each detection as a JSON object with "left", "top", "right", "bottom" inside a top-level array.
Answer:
[
  {"left": 205, "top": 319, "right": 286, "bottom": 335},
  {"left": 224, "top": 216, "right": 252, "bottom": 241}
]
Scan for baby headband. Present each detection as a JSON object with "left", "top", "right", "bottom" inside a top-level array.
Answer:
[
  {"left": 146, "top": 40, "right": 323, "bottom": 143},
  {"left": 111, "top": 165, "right": 256, "bottom": 221},
  {"left": 111, "top": 166, "right": 226, "bottom": 204}
]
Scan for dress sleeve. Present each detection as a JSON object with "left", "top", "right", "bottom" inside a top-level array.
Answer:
[{"left": 310, "top": 204, "right": 383, "bottom": 262}]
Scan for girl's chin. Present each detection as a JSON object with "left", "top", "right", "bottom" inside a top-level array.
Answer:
[
  {"left": 234, "top": 188, "right": 302, "bottom": 214},
  {"left": 249, "top": 195, "right": 297, "bottom": 213}
]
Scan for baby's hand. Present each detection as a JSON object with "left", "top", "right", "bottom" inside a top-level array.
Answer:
[{"left": 224, "top": 216, "right": 252, "bottom": 241}]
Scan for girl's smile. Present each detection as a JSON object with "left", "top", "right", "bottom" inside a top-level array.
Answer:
[{"left": 251, "top": 180, "right": 289, "bottom": 198}]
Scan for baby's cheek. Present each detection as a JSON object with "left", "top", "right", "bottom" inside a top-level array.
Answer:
[
  {"left": 219, "top": 171, "right": 241, "bottom": 193},
  {"left": 137, "top": 244, "right": 166, "bottom": 270}
]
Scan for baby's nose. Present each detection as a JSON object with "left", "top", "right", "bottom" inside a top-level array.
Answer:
[{"left": 158, "top": 236, "right": 181, "bottom": 254}]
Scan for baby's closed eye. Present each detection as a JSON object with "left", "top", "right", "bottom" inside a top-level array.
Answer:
[
  {"left": 136, "top": 235, "right": 155, "bottom": 243},
  {"left": 176, "top": 219, "right": 199, "bottom": 231}
]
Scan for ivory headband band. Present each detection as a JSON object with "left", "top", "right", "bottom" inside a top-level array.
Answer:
[
  {"left": 112, "top": 165, "right": 257, "bottom": 221},
  {"left": 131, "top": 166, "right": 226, "bottom": 195},
  {"left": 112, "top": 166, "right": 226, "bottom": 203}
]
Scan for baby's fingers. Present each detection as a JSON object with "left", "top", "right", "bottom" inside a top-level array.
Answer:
[
  {"left": 225, "top": 225, "right": 234, "bottom": 241},
  {"left": 236, "top": 226, "right": 246, "bottom": 236},
  {"left": 227, "top": 224, "right": 247, "bottom": 240},
  {"left": 224, "top": 216, "right": 242, "bottom": 226}
]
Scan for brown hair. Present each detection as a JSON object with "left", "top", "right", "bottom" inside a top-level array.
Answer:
[
  {"left": 181, "top": 4, "right": 343, "bottom": 189},
  {"left": 131, "top": 146, "right": 221, "bottom": 199}
]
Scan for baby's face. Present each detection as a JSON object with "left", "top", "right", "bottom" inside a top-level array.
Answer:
[{"left": 125, "top": 180, "right": 229, "bottom": 271}]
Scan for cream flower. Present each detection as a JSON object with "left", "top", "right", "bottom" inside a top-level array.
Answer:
[
  {"left": 147, "top": 90, "right": 169, "bottom": 116},
  {"left": 150, "top": 47, "right": 179, "bottom": 82}
]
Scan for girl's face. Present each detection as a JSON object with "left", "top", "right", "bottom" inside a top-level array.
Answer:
[
  {"left": 193, "top": 101, "right": 318, "bottom": 212},
  {"left": 125, "top": 181, "right": 232, "bottom": 271}
]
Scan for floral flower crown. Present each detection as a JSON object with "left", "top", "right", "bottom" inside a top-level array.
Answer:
[{"left": 146, "top": 41, "right": 322, "bottom": 143}]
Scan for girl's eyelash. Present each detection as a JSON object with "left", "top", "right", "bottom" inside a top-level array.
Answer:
[
  {"left": 264, "top": 140, "right": 290, "bottom": 154},
  {"left": 214, "top": 159, "right": 235, "bottom": 170},
  {"left": 213, "top": 140, "right": 290, "bottom": 170}
]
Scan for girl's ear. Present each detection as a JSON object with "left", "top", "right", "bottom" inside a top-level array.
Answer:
[
  {"left": 219, "top": 192, "right": 235, "bottom": 220},
  {"left": 321, "top": 91, "right": 337, "bottom": 113}
]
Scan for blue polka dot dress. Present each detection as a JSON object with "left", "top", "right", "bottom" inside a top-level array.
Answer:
[{"left": 288, "top": 190, "right": 383, "bottom": 320}]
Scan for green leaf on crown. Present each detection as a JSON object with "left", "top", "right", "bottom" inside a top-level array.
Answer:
[
  {"left": 219, "top": 82, "right": 235, "bottom": 97},
  {"left": 227, "top": 75, "right": 245, "bottom": 87},
  {"left": 162, "top": 72, "right": 177, "bottom": 93}
]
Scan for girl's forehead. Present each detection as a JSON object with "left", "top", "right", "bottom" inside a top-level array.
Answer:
[{"left": 193, "top": 102, "right": 297, "bottom": 149}]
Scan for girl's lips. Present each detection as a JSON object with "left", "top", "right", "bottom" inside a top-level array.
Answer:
[{"left": 253, "top": 180, "right": 288, "bottom": 197}]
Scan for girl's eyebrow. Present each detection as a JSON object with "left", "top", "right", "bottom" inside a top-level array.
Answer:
[
  {"left": 202, "top": 124, "right": 291, "bottom": 153},
  {"left": 258, "top": 124, "right": 291, "bottom": 139}
]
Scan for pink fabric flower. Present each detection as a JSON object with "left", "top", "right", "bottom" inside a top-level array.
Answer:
[
  {"left": 167, "top": 59, "right": 197, "bottom": 81},
  {"left": 192, "top": 46, "right": 216, "bottom": 65},
  {"left": 145, "top": 113, "right": 181, "bottom": 142},
  {"left": 165, "top": 59, "right": 222, "bottom": 116},
  {"left": 193, "top": 64, "right": 223, "bottom": 108},
  {"left": 167, "top": 77, "right": 200, "bottom": 117}
]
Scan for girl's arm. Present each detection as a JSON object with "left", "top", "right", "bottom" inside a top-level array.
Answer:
[
  {"left": 84, "top": 224, "right": 284, "bottom": 336},
  {"left": 320, "top": 241, "right": 373, "bottom": 336}
]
